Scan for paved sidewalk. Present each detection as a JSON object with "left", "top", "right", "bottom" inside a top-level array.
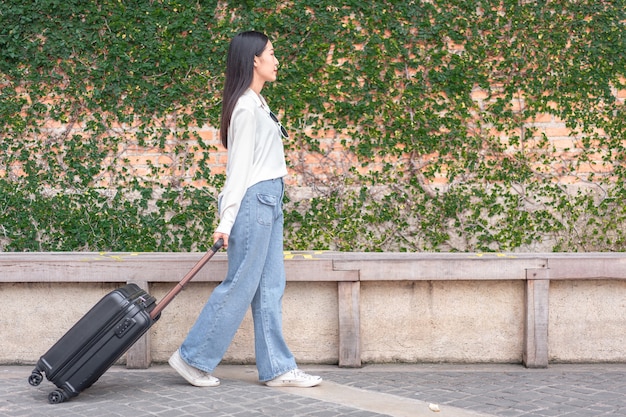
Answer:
[{"left": 1, "top": 363, "right": 625, "bottom": 416}]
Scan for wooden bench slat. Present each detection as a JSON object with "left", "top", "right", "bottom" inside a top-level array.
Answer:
[{"left": 333, "top": 258, "right": 548, "bottom": 281}]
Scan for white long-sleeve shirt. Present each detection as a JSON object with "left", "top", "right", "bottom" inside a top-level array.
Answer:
[{"left": 215, "top": 88, "right": 288, "bottom": 235}]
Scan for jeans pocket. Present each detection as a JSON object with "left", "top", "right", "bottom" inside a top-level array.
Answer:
[{"left": 256, "top": 193, "right": 277, "bottom": 225}]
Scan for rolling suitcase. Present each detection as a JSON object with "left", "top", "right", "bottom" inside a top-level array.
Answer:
[{"left": 28, "top": 239, "right": 223, "bottom": 404}]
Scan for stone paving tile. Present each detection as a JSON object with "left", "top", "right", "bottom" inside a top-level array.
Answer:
[
  {"left": 1, "top": 364, "right": 625, "bottom": 417},
  {"left": 2, "top": 368, "right": 387, "bottom": 417},
  {"left": 319, "top": 365, "right": 626, "bottom": 417}
]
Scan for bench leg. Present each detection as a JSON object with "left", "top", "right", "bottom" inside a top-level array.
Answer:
[
  {"left": 126, "top": 280, "right": 152, "bottom": 369},
  {"left": 523, "top": 269, "right": 549, "bottom": 368},
  {"left": 338, "top": 281, "right": 361, "bottom": 367}
]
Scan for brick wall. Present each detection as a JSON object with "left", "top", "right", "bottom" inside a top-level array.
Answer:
[{"left": 6, "top": 79, "right": 624, "bottom": 192}]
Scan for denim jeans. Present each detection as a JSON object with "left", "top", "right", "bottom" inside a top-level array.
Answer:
[{"left": 179, "top": 178, "right": 297, "bottom": 381}]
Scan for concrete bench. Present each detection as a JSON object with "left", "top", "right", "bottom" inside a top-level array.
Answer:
[{"left": 2, "top": 251, "right": 625, "bottom": 368}]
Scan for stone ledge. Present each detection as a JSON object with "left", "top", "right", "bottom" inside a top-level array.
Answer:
[{"left": 2, "top": 251, "right": 625, "bottom": 368}]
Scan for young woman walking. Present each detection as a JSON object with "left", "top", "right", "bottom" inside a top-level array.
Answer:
[{"left": 168, "top": 31, "right": 322, "bottom": 388}]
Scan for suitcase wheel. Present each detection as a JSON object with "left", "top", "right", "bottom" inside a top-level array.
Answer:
[
  {"left": 28, "top": 371, "right": 43, "bottom": 386},
  {"left": 48, "top": 389, "right": 67, "bottom": 404}
]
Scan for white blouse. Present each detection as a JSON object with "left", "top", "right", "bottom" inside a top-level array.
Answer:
[{"left": 215, "top": 88, "right": 288, "bottom": 235}]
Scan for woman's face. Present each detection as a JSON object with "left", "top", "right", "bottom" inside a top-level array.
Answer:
[{"left": 254, "top": 40, "right": 279, "bottom": 84}]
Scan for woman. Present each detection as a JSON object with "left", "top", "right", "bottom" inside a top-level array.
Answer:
[{"left": 168, "top": 31, "right": 322, "bottom": 388}]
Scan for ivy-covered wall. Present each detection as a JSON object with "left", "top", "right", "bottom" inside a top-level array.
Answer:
[{"left": 1, "top": 0, "right": 625, "bottom": 252}]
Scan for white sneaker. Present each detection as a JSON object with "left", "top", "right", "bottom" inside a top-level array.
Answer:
[
  {"left": 168, "top": 350, "right": 220, "bottom": 387},
  {"left": 265, "top": 369, "right": 322, "bottom": 388}
]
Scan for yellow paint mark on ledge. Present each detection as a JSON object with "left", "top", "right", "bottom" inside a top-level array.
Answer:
[{"left": 283, "top": 251, "right": 328, "bottom": 260}]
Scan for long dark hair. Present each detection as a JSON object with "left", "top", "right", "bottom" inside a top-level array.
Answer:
[{"left": 219, "top": 31, "right": 269, "bottom": 149}]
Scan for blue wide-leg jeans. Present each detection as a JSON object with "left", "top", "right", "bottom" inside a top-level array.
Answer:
[{"left": 179, "top": 178, "right": 297, "bottom": 381}]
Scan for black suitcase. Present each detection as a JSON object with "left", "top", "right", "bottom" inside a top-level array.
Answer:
[
  {"left": 28, "top": 239, "right": 223, "bottom": 404},
  {"left": 28, "top": 284, "right": 156, "bottom": 403}
]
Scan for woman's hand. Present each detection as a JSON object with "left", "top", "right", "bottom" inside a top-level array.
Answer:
[{"left": 213, "top": 232, "right": 229, "bottom": 249}]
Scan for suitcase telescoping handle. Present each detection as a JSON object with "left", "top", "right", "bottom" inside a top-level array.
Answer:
[{"left": 150, "top": 238, "right": 224, "bottom": 320}]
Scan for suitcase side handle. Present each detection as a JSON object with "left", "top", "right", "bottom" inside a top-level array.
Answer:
[{"left": 150, "top": 238, "right": 224, "bottom": 320}]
